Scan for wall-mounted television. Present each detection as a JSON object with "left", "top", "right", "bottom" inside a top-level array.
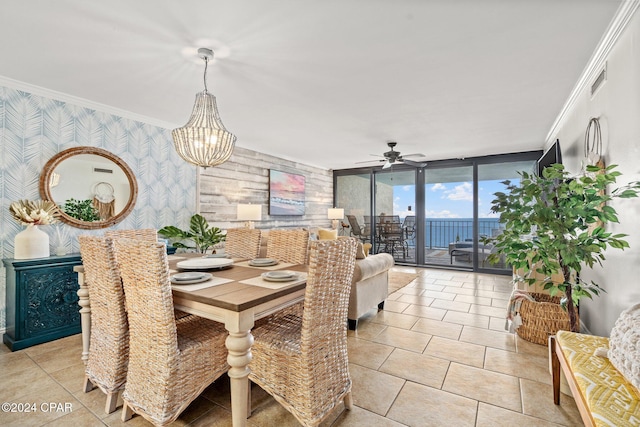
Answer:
[{"left": 537, "top": 139, "right": 562, "bottom": 176}]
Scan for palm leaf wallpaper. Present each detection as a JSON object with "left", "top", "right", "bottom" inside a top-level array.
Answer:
[{"left": 0, "top": 86, "right": 197, "bottom": 330}]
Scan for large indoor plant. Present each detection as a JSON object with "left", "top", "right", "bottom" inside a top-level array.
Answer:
[
  {"left": 158, "top": 213, "right": 225, "bottom": 253},
  {"left": 487, "top": 164, "right": 640, "bottom": 332}
]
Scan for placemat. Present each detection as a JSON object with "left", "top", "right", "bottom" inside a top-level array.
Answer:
[
  {"left": 234, "top": 260, "right": 295, "bottom": 270},
  {"left": 239, "top": 273, "right": 307, "bottom": 289},
  {"left": 171, "top": 276, "right": 234, "bottom": 292}
]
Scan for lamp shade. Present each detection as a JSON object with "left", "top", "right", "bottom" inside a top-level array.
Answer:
[
  {"left": 237, "top": 204, "right": 262, "bottom": 221},
  {"left": 327, "top": 208, "right": 344, "bottom": 220}
]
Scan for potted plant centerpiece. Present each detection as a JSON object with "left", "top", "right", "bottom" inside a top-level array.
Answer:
[
  {"left": 487, "top": 164, "right": 640, "bottom": 335},
  {"left": 158, "top": 213, "right": 225, "bottom": 254}
]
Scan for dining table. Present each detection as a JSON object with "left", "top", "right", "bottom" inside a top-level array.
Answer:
[{"left": 75, "top": 252, "right": 308, "bottom": 427}]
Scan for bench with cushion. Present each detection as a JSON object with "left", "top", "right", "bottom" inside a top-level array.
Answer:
[{"left": 550, "top": 303, "right": 640, "bottom": 427}]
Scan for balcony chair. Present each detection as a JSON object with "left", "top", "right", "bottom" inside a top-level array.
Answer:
[
  {"left": 249, "top": 238, "right": 358, "bottom": 426},
  {"left": 114, "top": 238, "right": 229, "bottom": 426},
  {"left": 346, "top": 214, "right": 370, "bottom": 243},
  {"left": 266, "top": 229, "right": 310, "bottom": 264},
  {"left": 224, "top": 227, "right": 262, "bottom": 259}
]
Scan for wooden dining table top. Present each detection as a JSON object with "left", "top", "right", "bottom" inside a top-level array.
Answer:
[{"left": 167, "top": 254, "right": 308, "bottom": 313}]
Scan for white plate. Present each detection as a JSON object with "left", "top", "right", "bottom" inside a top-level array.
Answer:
[
  {"left": 176, "top": 258, "right": 234, "bottom": 270},
  {"left": 249, "top": 259, "right": 278, "bottom": 267},
  {"left": 202, "top": 253, "right": 228, "bottom": 258},
  {"left": 261, "top": 271, "right": 297, "bottom": 282},
  {"left": 171, "top": 273, "right": 212, "bottom": 285},
  {"left": 172, "top": 272, "right": 206, "bottom": 281},
  {"left": 250, "top": 258, "right": 278, "bottom": 265}
]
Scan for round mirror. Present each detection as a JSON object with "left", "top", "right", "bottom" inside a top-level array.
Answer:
[{"left": 39, "top": 147, "right": 138, "bottom": 229}]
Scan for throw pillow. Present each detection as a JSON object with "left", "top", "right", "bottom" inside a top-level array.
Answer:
[
  {"left": 608, "top": 302, "right": 640, "bottom": 390},
  {"left": 318, "top": 228, "right": 338, "bottom": 240},
  {"left": 363, "top": 243, "right": 372, "bottom": 256},
  {"left": 355, "top": 242, "right": 366, "bottom": 259}
]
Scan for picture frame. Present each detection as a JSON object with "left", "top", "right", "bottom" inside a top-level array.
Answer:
[{"left": 268, "top": 169, "right": 305, "bottom": 215}]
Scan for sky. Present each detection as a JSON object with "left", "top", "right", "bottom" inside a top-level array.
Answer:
[{"left": 393, "top": 179, "right": 516, "bottom": 219}]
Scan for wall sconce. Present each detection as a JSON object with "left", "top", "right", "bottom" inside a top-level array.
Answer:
[
  {"left": 237, "top": 204, "right": 262, "bottom": 229},
  {"left": 327, "top": 208, "right": 344, "bottom": 230}
]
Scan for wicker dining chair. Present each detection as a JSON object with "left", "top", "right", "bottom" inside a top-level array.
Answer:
[
  {"left": 249, "top": 238, "right": 358, "bottom": 426},
  {"left": 266, "top": 229, "right": 310, "bottom": 264},
  {"left": 104, "top": 228, "right": 158, "bottom": 242},
  {"left": 105, "top": 228, "right": 192, "bottom": 321},
  {"left": 113, "top": 238, "right": 230, "bottom": 426},
  {"left": 224, "top": 228, "right": 262, "bottom": 259},
  {"left": 78, "top": 235, "right": 130, "bottom": 414}
]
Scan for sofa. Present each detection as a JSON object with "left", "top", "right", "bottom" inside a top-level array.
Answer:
[
  {"left": 254, "top": 228, "right": 394, "bottom": 330},
  {"left": 348, "top": 252, "right": 395, "bottom": 330}
]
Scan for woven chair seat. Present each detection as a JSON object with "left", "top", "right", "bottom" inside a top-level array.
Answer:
[{"left": 250, "top": 238, "right": 357, "bottom": 426}]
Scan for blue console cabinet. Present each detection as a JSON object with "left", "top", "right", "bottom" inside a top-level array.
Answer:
[{"left": 3, "top": 254, "right": 82, "bottom": 351}]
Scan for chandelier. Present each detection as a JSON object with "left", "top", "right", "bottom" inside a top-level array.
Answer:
[{"left": 172, "top": 48, "right": 236, "bottom": 168}]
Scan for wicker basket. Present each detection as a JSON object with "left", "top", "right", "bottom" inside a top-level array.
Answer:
[{"left": 516, "top": 292, "right": 577, "bottom": 346}]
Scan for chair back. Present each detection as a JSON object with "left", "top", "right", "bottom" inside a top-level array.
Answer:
[
  {"left": 105, "top": 228, "right": 157, "bottom": 242},
  {"left": 78, "top": 236, "right": 129, "bottom": 393},
  {"left": 346, "top": 215, "right": 363, "bottom": 236},
  {"left": 225, "top": 228, "right": 262, "bottom": 259},
  {"left": 300, "top": 238, "right": 357, "bottom": 377},
  {"left": 112, "top": 239, "right": 180, "bottom": 403},
  {"left": 266, "top": 229, "right": 310, "bottom": 264}
]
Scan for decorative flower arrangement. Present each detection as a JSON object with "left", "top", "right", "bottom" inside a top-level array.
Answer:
[{"left": 9, "top": 199, "right": 60, "bottom": 226}]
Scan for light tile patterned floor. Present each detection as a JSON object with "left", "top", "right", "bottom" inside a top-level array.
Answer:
[{"left": 0, "top": 266, "right": 583, "bottom": 426}]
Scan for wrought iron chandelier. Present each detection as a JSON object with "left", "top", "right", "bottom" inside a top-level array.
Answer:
[{"left": 172, "top": 48, "right": 236, "bottom": 168}]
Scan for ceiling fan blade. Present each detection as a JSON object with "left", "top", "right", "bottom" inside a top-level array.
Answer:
[
  {"left": 355, "top": 159, "right": 385, "bottom": 164},
  {"left": 402, "top": 153, "right": 426, "bottom": 158},
  {"left": 402, "top": 159, "right": 427, "bottom": 167}
]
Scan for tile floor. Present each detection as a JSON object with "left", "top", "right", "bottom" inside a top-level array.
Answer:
[{"left": 0, "top": 266, "right": 583, "bottom": 426}]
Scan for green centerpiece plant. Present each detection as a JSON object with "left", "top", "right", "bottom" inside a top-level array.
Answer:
[
  {"left": 158, "top": 213, "right": 225, "bottom": 254},
  {"left": 487, "top": 164, "right": 640, "bottom": 332}
]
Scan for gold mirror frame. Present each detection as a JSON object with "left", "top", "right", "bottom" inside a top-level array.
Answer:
[{"left": 39, "top": 146, "right": 138, "bottom": 230}]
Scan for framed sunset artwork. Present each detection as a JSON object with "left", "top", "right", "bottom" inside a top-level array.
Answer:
[{"left": 268, "top": 169, "right": 305, "bottom": 215}]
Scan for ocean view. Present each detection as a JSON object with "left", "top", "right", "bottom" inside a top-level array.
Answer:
[{"left": 401, "top": 217, "right": 502, "bottom": 249}]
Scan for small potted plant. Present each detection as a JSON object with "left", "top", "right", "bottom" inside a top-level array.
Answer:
[
  {"left": 158, "top": 213, "right": 225, "bottom": 254},
  {"left": 487, "top": 164, "right": 640, "bottom": 336}
]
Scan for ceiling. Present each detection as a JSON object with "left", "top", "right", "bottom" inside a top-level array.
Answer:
[{"left": 0, "top": 0, "right": 621, "bottom": 170}]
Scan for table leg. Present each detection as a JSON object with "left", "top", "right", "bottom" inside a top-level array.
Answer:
[
  {"left": 75, "top": 269, "right": 91, "bottom": 365},
  {"left": 225, "top": 313, "right": 255, "bottom": 427}
]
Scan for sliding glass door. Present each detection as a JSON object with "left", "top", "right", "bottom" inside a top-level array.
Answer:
[
  {"left": 333, "top": 151, "right": 540, "bottom": 273},
  {"left": 424, "top": 164, "right": 474, "bottom": 268}
]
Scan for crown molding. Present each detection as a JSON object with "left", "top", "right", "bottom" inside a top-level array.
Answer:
[
  {"left": 0, "top": 75, "right": 178, "bottom": 130},
  {"left": 546, "top": 0, "right": 640, "bottom": 143}
]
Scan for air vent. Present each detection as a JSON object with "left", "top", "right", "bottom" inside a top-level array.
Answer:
[
  {"left": 94, "top": 168, "right": 113, "bottom": 174},
  {"left": 591, "top": 64, "right": 607, "bottom": 97}
]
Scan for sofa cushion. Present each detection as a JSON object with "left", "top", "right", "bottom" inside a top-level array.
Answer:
[
  {"left": 355, "top": 242, "right": 366, "bottom": 259},
  {"left": 608, "top": 302, "right": 640, "bottom": 390},
  {"left": 352, "top": 253, "right": 394, "bottom": 283}
]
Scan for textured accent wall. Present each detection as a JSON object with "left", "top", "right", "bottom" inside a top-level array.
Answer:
[{"left": 0, "top": 86, "right": 197, "bottom": 331}]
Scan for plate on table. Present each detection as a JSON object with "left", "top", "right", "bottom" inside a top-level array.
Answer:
[
  {"left": 176, "top": 258, "right": 234, "bottom": 270},
  {"left": 171, "top": 273, "right": 212, "bottom": 285},
  {"left": 202, "top": 253, "right": 228, "bottom": 258},
  {"left": 249, "top": 258, "right": 278, "bottom": 267},
  {"left": 261, "top": 270, "right": 297, "bottom": 282}
]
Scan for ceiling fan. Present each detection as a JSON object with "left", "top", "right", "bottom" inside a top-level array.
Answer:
[{"left": 357, "top": 142, "right": 427, "bottom": 169}]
